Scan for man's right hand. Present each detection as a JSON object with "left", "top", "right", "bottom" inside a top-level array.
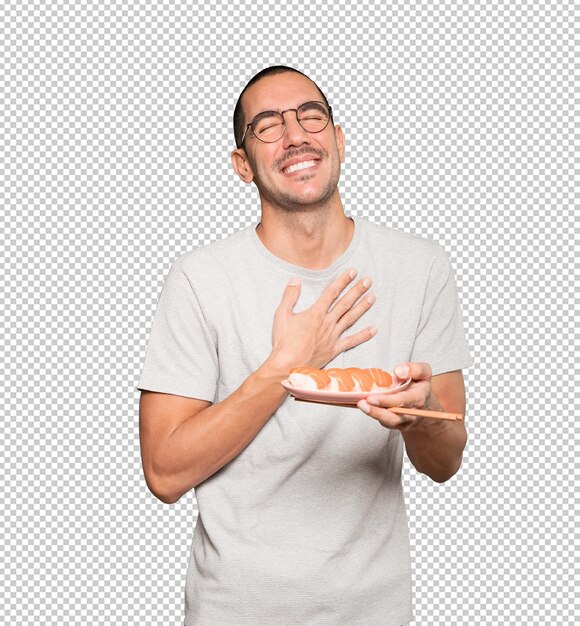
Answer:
[
  {"left": 270, "top": 268, "right": 377, "bottom": 370},
  {"left": 141, "top": 267, "right": 377, "bottom": 501}
]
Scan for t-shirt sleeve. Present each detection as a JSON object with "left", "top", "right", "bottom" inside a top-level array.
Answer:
[
  {"left": 409, "top": 244, "right": 473, "bottom": 376},
  {"left": 136, "top": 260, "right": 219, "bottom": 401}
]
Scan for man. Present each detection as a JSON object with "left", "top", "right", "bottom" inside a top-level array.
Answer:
[{"left": 138, "top": 65, "right": 472, "bottom": 625}]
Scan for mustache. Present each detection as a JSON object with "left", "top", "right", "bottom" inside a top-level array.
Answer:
[{"left": 277, "top": 147, "right": 327, "bottom": 170}]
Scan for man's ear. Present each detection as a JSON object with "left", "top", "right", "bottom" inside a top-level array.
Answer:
[
  {"left": 334, "top": 124, "right": 345, "bottom": 163},
  {"left": 231, "top": 148, "right": 254, "bottom": 183}
]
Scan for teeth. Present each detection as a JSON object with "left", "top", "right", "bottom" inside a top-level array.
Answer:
[{"left": 284, "top": 159, "right": 317, "bottom": 174}]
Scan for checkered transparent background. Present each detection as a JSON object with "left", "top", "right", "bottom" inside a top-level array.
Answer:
[{"left": 1, "top": 0, "right": 576, "bottom": 624}]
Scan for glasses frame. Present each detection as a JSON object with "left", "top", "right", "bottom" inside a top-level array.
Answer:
[{"left": 240, "top": 101, "right": 333, "bottom": 147}]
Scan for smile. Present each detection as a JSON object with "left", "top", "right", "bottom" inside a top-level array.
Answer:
[{"left": 281, "top": 159, "right": 320, "bottom": 176}]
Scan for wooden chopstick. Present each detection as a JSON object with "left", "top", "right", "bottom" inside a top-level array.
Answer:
[
  {"left": 294, "top": 397, "right": 463, "bottom": 421},
  {"left": 386, "top": 406, "right": 463, "bottom": 421}
]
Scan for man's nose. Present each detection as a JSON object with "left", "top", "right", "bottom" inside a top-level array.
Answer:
[{"left": 281, "top": 111, "right": 311, "bottom": 148}]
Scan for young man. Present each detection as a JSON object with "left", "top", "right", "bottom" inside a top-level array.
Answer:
[{"left": 138, "top": 65, "right": 472, "bottom": 625}]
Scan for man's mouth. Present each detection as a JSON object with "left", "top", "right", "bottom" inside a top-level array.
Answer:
[{"left": 280, "top": 158, "right": 321, "bottom": 176}]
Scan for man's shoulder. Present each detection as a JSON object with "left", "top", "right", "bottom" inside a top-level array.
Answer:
[{"left": 361, "top": 217, "right": 443, "bottom": 260}]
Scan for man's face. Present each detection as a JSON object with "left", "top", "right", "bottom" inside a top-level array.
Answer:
[{"left": 233, "top": 73, "right": 345, "bottom": 212}]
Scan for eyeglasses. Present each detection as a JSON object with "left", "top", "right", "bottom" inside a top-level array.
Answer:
[{"left": 240, "top": 101, "right": 333, "bottom": 146}]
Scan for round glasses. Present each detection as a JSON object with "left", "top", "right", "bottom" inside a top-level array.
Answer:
[{"left": 241, "top": 101, "right": 333, "bottom": 146}]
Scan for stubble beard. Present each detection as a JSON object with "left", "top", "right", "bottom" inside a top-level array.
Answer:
[{"left": 256, "top": 159, "right": 342, "bottom": 215}]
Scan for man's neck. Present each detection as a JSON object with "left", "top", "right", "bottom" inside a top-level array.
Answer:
[{"left": 256, "top": 207, "right": 355, "bottom": 271}]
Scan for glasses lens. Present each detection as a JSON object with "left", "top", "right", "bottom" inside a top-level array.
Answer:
[
  {"left": 251, "top": 102, "right": 331, "bottom": 143},
  {"left": 253, "top": 112, "right": 285, "bottom": 142},
  {"left": 297, "top": 102, "right": 330, "bottom": 132}
]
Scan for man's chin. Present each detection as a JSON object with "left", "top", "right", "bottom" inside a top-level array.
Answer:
[
  {"left": 277, "top": 193, "right": 334, "bottom": 210},
  {"left": 280, "top": 182, "right": 337, "bottom": 206},
  {"left": 257, "top": 177, "right": 338, "bottom": 210}
]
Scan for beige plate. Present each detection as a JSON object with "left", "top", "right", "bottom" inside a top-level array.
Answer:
[{"left": 280, "top": 377, "right": 412, "bottom": 405}]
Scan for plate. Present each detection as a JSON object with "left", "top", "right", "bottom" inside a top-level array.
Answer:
[{"left": 280, "top": 377, "right": 412, "bottom": 405}]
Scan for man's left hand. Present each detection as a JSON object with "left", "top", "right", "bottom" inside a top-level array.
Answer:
[{"left": 357, "top": 362, "right": 438, "bottom": 431}]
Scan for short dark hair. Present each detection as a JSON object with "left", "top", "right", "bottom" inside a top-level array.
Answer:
[{"left": 233, "top": 65, "right": 332, "bottom": 149}]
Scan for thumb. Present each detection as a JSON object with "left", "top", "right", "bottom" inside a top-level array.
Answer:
[{"left": 280, "top": 277, "right": 301, "bottom": 311}]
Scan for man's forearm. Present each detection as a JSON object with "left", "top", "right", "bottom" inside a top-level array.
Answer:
[
  {"left": 156, "top": 353, "right": 292, "bottom": 501},
  {"left": 401, "top": 393, "right": 467, "bottom": 483}
]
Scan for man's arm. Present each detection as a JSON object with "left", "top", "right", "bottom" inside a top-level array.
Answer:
[
  {"left": 358, "top": 365, "right": 468, "bottom": 483},
  {"left": 140, "top": 268, "right": 377, "bottom": 503},
  {"left": 400, "top": 370, "right": 467, "bottom": 482},
  {"left": 139, "top": 352, "right": 292, "bottom": 504}
]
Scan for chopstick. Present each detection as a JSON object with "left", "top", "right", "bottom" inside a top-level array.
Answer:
[
  {"left": 386, "top": 407, "right": 463, "bottom": 421},
  {"left": 294, "top": 397, "right": 463, "bottom": 421}
]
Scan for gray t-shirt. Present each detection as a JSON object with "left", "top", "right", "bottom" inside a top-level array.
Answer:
[{"left": 137, "top": 214, "right": 473, "bottom": 626}]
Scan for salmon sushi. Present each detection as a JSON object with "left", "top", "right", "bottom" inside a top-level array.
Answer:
[
  {"left": 324, "top": 368, "right": 356, "bottom": 392},
  {"left": 288, "top": 366, "right": 332, "bottom": 390},
  {"left": 363, "top": 367, "right": 393, "bottom": 389},
  {"left": 344, "top": 367, "right": 376, "bottom": 391}
]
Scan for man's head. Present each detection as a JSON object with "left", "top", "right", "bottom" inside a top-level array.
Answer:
[
  {"left": 233, "top": 66, "right": 332, "bottom": 150},
  {"left": 231, "top": 66, "right": 345, "bottom": 213}
]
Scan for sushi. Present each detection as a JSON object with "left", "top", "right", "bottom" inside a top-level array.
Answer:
[{"left": 288, "top": 366, "right": 393, "bottom": 392}]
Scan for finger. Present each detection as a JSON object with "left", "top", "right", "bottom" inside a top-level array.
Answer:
[
  {"left": 333, "top": 288, "right": 376, "bottom": 335},
  {"left": 279, "top": 277, "right": 302, "bottom": 313},
  {"left": 365, "top": 390, "right": 415, "bottom": 409},
  {"left": 314, "top": 268, "right": 358, "bottom": 314},
  {"left": 335, "top": 325, "right": 377, "bottom": 354},
  {"left": 393, "top": 361, "right": 432, "bottom": 382},
  {"left": 358, "top": 399, "right": 412, "bottom": 430},
  {"left": 328, "top": 275, "right": 373, "bottom": 321}
]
